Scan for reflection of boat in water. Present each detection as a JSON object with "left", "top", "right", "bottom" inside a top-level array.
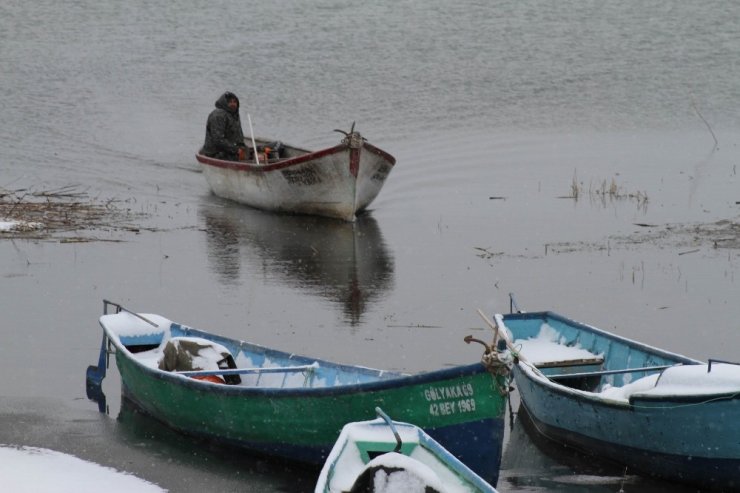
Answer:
[
  {"left": 116, "top": 397, "right": 319, "bottom": 490},
  {"left": 200, "top": 203, "right": 394, "bottom": 325},
  {"left": 501, "top": 408, "right": 639, "bottom": 492}
]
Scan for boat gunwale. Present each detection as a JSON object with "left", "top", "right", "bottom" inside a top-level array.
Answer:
[
  {"left": 196, "top": 143, "right": 347, "bottom": 172},
  {"left": 102, "top": 320, "right": 492, "bottom": 399},
  {"left": 501, "top": 310, "right": 727, "bottom": 407},
  {"left": 503, "top": 311, "right": 700, "bottom": 365},
  {"left": 514, "top": 362, "right": 740, "bottom": 413},
  {"left": 628, "top": 389, "right": 740, "bottom": 404},
  {"left": 171, "top": 322, "right": 400, "bottom": 379},
  {"left": 195, "top": 142, "right": 395, "bottom": 174},
  {"left": 361, "top": 141, "right": 396, "bottom": 165}
]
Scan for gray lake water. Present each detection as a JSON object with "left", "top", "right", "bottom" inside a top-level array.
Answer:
[{"left": 2, "top": 0, "right": 740, "bottom": 491}]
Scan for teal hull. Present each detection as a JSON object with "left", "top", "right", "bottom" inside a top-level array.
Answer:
[{"left": 502, "top": 310, "right": 740, "bottom": 489}]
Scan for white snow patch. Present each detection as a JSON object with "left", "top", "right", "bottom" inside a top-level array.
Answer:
[{"left": 0, "top": 445, "right": 166, "bottom": 492}]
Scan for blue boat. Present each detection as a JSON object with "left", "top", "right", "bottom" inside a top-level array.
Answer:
[
  {"left": 316, "top": 408, "right": 498, "bottom": 493},
  {"left": 483, "top": 302, "right": 740, "bottom": 489}
]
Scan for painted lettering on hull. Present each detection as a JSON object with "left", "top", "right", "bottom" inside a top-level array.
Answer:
[
  {"left": 371, "top": 164, "right": 390, "bottom": 181},
  {"left": 423, "top": 383, "right": 478, "bottom": 417},
  {"left": 282, "top": 168, "right": 321, "bottom": 185}
]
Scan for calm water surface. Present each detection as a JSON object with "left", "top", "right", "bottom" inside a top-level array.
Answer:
[{"left": 2, "top": 0, "right": 740, "bottom": 491}]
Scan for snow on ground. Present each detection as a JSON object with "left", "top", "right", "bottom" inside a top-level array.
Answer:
[
  {"left": 0, "top": 445, "right": 166, "bottom": 493},
  {"left": 0, "top": 220, "right": 43, "bottom": 232}
]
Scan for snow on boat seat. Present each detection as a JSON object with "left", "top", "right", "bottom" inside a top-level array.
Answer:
[
  {"left": 103, "top": 312, "right": 171, "bottom": 350},
  {"left": 599, "top": 362, "right": 740, "bottom": 403},
  {"left": 511, "top": 324, "right": 604, "bottom": 370}
]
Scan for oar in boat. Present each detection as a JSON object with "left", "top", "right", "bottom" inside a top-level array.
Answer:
[
  {"left": 476, "top": 308, "right": 541, "bottom": 374},
  {"left": 247, "top": 113, "right": 259, "bottom": 165}
]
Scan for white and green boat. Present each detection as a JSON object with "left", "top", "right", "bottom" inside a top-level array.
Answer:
[{"left": 316, "top": 408, "right": 498, "bottom": 492}]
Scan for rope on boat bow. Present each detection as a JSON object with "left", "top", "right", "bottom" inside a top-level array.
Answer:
[
  {"left": 464, "top": 336, "right": 512, "bottom": 375},
  {"left": 464, "top": 316, "right": 514, "bottom": 396},
  {"left": 334, "top": 121, "right": 365, "bottom": 149}
]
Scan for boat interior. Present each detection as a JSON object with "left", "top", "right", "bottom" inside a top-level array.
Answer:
[
  {"left": 500, "top": 312, "right": 694, "bottom": 393},
  {"left": 115, "top": 321, "right": 405, "bottom": 390},
  {"left": 243, "top": 138, "right": 311, "bottom": 164}
]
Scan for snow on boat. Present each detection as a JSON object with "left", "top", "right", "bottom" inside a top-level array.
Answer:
[
  {"left": 195, "top": 127, "right": 395, "bottom": 221},
  {"left": 486, "top": 300, "right": 740, "bottom": 490},
  {"left": 315, "top": 408, "right": 498, "bottom": 493},
  {"left": 86, "top": 301, "right": 511, "bottom": 485}
]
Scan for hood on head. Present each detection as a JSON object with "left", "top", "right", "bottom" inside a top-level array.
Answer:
[{"left": 215, "top": 92, "right": 239, "bottom": 112}]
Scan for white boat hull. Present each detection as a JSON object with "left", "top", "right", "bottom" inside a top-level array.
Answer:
[{"left": 196, "top": 134, "right": 394, "bottom": 221}]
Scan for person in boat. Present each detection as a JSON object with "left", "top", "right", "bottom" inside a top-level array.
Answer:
[{"left": 200, "top": 91, "right": 247, "bottom": 161}]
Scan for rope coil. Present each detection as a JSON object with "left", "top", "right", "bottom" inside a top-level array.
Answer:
[{"left": 464, "top": 334, "right": 513, "bottom": 395}]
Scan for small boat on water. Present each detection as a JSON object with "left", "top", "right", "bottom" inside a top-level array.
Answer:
[
  {"left": 485, "top": 298, "right": 740, "bottom": 489},
  {"left": 315, "top": 407, "right": 498, "bottom": 493},
  {"left": 86, "top": 300, "right": 511, "bottom": 485},
  {"left": 195, "top": 126, "right": 395, "bottom": 221}
]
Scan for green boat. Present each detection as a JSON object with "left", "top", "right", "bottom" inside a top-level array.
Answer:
[{"left": 86, "top": 301, "right": 511, "bottom": 485}]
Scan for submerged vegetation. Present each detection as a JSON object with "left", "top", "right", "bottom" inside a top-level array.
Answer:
[
  {"left": 566, "top": 172, "right": 649, "bottom": 212},
  {"left": 0, "top": 186, "right": 149, "bottom": 242}
]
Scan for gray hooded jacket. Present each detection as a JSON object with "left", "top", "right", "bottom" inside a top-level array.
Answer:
[{"left": 200, "top": 92, "right": 246, "bottom": 160}]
